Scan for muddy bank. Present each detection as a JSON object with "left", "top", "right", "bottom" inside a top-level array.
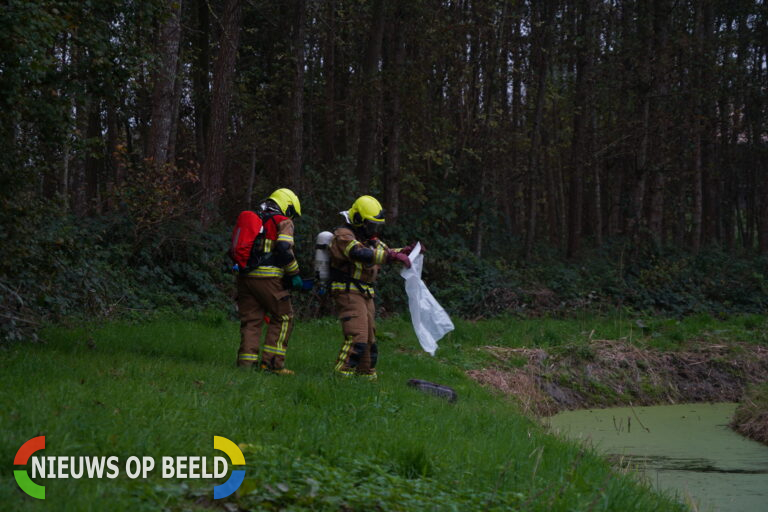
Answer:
[
  {"left": 731, "top": 385, "right": 768, "bottom": 445},
  {"left": 466, "top": 341, "right": 768, "bottom": 443}
]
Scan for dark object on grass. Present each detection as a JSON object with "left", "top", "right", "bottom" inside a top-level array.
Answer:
[{"left": 407, "top": 379, "right": 458, "bottom": 403}]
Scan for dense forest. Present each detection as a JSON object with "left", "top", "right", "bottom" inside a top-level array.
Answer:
[{"left": 1, "top": 0, "right": 767, "bottom": 341}]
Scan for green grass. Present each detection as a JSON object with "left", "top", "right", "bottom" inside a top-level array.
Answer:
[{"left": 0, "top": 311, "right": 704, "bottom": 511}]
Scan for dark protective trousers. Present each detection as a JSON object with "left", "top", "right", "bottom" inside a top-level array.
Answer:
[
  {"left": 236, "top": 276, "right": 294, "bottom": 369},
  {"left": 333, "top": 292, "right": 377, "bottom": 376}
]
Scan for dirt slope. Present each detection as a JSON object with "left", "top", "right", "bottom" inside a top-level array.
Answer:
[{"left": 466, "top": 341, "right": 768, "bottom": 441}]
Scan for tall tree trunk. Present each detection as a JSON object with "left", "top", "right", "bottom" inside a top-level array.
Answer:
[
  {"left": 761, "top": 49, "right": 768, "bottom": 254},
  {"left": 524, "top": 5, "right": 552, "bottom": 260},
  {"left": 71, "top": 42, "right": 88, "bottom": 215},
  {"left": 647, "top": 171, "right": 665, "bottom": 243},
  {"left": 167, "top": 49, "right": 184, "bottom": 166},
  {"left": 193, "top": 0, "right": 210, "bottom": 162},
  {"left": 566, "top": 0, "right": 594, "bottom": 258},
  {"left": 649, "top": 0, "right": 671, "bottom": 247},
  {"left": 760, "top": 170, "right": 768, "bottom": 255},
  {"left": 546, "top": 159, "right": 559, "bottom": 247},
  {"left": 288, "top": 0, "right": 306, "bottom": 190},
  {"left": 322, "top": 0, "right": 337, "bottom": 165},
  {"left": 147, "top": 0, "right": 183, "bottom": 167},
  {"left": 137, "top": 9, "right": 152, "bottom": 160},
  {"left": 691, "top": 125, "right": 703, "bottom": 253},
  {"left": 691, "top": 0, "right": 706, "bottom": 253},
  {"left": 499, "top": 8, "right": 515, "bottom": 236},
  {"left": 607, "top": 166, "right": 623, "bottom": 236},
  {"left": 508, "top": 14, "right": 523, "bottom": 237},
  {"left": 354, "top": 0, "right": 386, "bottom": 194},
  {"left": 105, "top": 97, "right": 124, "bottom": 211},
  {"left": 84, "top": 98, "right": 102, "bottom": 214},
  {"left": 383, "top": 7, "right": 405, "bottom": 224},
  {"left": 701, "top": 0, "right": 718, "bottom": 246},
  {"left": 474, "top": 166, "right": 485, "bottom": 258},
  {"left": 246, "top": 145, "right": 256, "bottom": 209},
  {"left": 592, "top": 110, "right": 603, "bottom": 247},
  {"left": 201, "top": 0, "right": 242, "bottom": 226},
  {"left": 511, "top": 14, "right": 523, "bottom": 134},
  {"left": 717, "top": 67, "right": 732, "bottom": 246},
  {"left": 60, "top": 34, "right": 76, "bottom": 210},
  {"left": 628, "top": 1, "right": 653, "bottom": 240}
]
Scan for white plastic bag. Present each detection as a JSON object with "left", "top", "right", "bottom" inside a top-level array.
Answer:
[{"left": 399, "top": 243, "right": 454, "bottom": 355}]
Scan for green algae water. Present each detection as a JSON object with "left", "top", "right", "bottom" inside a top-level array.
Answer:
[{"left": 548, "top": 403, "right": 768, "bottom": 511}]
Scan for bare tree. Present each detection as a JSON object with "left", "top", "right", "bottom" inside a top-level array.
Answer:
[
  {"left": 288, "top": 0, "right": 306, "bottom": 190},
  {"left": 383, "top": 2, "right": 406, "bottom": 224},
  {"left": 147, "top": 0, "right": 183, "bottom": 167},
  {"left": 354, "top": 0, "right": 386, "bottom": 194},
  {"left": 201, "top": 0, "right": 242, "bottom": 226}
]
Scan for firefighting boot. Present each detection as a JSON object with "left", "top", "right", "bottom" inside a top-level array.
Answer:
[
  {"left": 358, "top": 370, "right": 378, "bottom": 382},
  {"left": 261, "top": 362, "right": 294, "bottom": 375}
]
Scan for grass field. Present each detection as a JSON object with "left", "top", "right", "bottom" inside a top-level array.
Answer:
[
  {"left": 3, "top": 309, "right": 748, "bottom": 511},
  {"left": 437, "top": 310, "right": 768, "bottom": 370}
]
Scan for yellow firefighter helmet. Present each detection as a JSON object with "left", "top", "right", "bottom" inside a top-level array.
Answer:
[
  {"left": 348, "top": 195, "right": 385, "bottom": 226},
  {"left": 269, "top": 188, "right": 301, "bottom": 218}
]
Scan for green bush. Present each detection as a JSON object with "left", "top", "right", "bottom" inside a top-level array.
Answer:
[{"left": 0, "top": 208, "right": 231, "bottom": 343}]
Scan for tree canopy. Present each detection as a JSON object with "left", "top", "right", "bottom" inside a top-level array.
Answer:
[{"left": 1, "top": 0, "right": 767, "bottom": 339}]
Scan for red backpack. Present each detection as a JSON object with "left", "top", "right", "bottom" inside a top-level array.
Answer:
[
  {"left": 230, "top": 211, "right": 267, "bottom": 270},
  {"left": 229, "top": 210, "right": 286, "bottom": 271}
]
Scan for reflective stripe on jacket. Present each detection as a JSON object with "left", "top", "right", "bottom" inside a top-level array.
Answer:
[{"left": 247, "top": 217, "right": 300, "bottom": 278}]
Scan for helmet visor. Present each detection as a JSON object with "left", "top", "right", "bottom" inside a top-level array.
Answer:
[
  {"left": 370, "top": 208, "right": 385, "bottom": 223},
  {"left": 364, "top": 219, "right": 383, "bottom": 237}
]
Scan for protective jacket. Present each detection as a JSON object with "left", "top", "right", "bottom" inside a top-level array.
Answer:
[
  {"left": 328, "top": 225, "right": 389, "bottom": 297},
  {"left": 246, "top": 208, "right": 300, "bottom": 279}
]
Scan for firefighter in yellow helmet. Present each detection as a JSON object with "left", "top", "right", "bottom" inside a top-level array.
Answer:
[
  {"left": 328, "top": 195, "right": 412, "bottom": 379},
  {"left": 236, "top": 188, "right": 302, "bottom": 374}
]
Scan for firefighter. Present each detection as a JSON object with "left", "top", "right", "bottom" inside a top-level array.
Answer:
[
  {"left": 329, "top": 195, "right": 412, "bottom": 379},
  {"left": 236, "top": 188, "right": 303, "bottom": 374}
]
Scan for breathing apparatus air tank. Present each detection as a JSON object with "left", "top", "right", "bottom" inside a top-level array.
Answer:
[{"left": 314, "top": 231, "right": 333, "bottom": 285}]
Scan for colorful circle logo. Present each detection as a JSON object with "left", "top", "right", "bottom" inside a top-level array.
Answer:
[
  {"left": 212, "top": 436, "right": 245, "bottom": 499},
  {"left": 14, "top": 436, "right": 46, "bottom": 499}
]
